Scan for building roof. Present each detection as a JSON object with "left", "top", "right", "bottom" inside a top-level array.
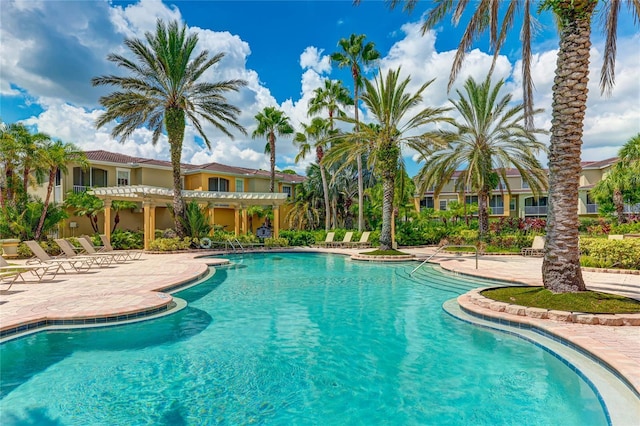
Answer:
[{"left": 84, "top": 150, "right": 305, "bottom": 183}]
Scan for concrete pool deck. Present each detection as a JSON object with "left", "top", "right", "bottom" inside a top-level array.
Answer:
[{"left": 1, "top": 247, "right": 639, "bottom": 398}]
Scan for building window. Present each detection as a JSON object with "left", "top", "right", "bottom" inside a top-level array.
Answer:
[
  {"left": 439, "top": 199, "right": 448, "bottom": 211},
  {"left": 420, "top": 196, "right": 435, "bottom": 210},
  {"left": 521, "top": 179, "right": 530, "bottom": 189},
  {"left": 235, "top": 179, "right": 244, "bottom": 193},
  {"left": 510, "top": 198, "right": 516, "bottom": 211},
  {"left": 524, "top": 196, "right": 548, "bottom": 215},
  {"left": 464, "top": 195, "right": 478, "bottom": 205},
  {"left": 489, "top": 195, "right": 504, "bottom": 215},
  {"left": 116, "top": 169, "right": 130, "bottom": 186},
  {"left": 208, "top": 177, "right": 229, "bottom": 192},
  {"left": 73, "top": 167, "right": 107, "bottom": 192},
  {"left": 282, "top": 185, "right": 292, "bottom": 198}
]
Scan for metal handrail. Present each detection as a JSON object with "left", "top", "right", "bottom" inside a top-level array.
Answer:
[
  {"left": 411, "top": 244, "right": 478, "bottom": 275},
  {"left": 225, "top": 238, "right": 244, "bottom": 252}
]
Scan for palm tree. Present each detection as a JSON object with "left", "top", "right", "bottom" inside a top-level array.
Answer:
[
  {"left": 415, "top": 76, "right": 548, "bottom": 238},
  {"left": 331, "top": 34, "right": 380, "bottom": 232},
  {"left": 252, "top": 106, "right": 294, "bottom": 193},
  {"left": 284, "top": 180, "right": 321, "bottom": 231},
  {"left": 294, "top": 117, "right": 335, "bottom": 230},
  {"left": 335, "top": 68, "right": 452, "bottom": 250},
  {"left": 92, "top": 19, "right": 247, "bottom": 237},
  {"left": 393, "top": 0, "right": 640, "bottom": 291},
  {"left": 308, "top": 79, "right": 354, "bottom": 127},
  {"left": 35, "top": 140, "right": 88, "bottom": 240}
]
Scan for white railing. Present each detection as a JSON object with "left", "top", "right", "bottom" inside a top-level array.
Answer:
[
  {"left": 524, "top": 206, "right": 548, "bottom": 215},
  {"left": 624, "top": 203, "right": 640, "bottom": 214},
  {"left": 586, "top": 203, "right": 598, "bottom": 213},
  {"left": 73, "top": 185, "right": 88, "bottom": 193},
  {"left": 490, "top": 207, "right": 504, "bottom": 215}
]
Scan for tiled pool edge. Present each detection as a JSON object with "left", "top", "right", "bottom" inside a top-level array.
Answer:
[
  {"left": 443, "top": 300, "right": 640, "bottom": 426},
  {"left": 0, "top": 262, "right": 220, "bottom": 343}
]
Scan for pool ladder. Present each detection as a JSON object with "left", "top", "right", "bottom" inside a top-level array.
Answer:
[
  {"left": 225, "top": 238, "right": 245, "bottom": 253},
  {"left": 410, "top": 244, "right": 478, "bottom": 275}
]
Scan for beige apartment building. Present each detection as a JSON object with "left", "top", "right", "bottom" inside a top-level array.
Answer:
[
  {"left": 413, "top": 158, "right": 623, "bottom": 219},
  {"left": 35, "top": 150, "right": 304, "bottom": 249}
]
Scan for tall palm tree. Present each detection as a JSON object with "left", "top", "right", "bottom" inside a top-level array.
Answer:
[
  {"left": 252, "top": 106, "right": 294, "bottom": 193},
  {"left": 308, "top": 79, "right": 354, "bottom": 128},
  {"left": 392, "top": 0, "right": 640, "bottom": 291},
  {"left": 334, "top": 68, "right": 452, "bottom": 250},
  {"left": 415, "top": 76, "right": 548, "bottom": 238},
  {"left": 331, "top": 34, "right": 380, "bottom": 232},
  {"left": 92, "top": 19, "right": 247, "bottom": 237},
  {"left": 294, "top": 117, "right": 334, "bottom": 230},
  {"left": 35, "top": 140, "right": 88, "bottom": 240}
]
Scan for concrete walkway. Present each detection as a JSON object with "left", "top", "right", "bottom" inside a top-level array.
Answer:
[{"left": 1, "top": 247, "right": 638, "bottom": 396}]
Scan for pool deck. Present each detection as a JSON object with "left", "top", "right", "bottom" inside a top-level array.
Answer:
[{"left": 1, "top": 247, "right": 639, "bottom": 396}]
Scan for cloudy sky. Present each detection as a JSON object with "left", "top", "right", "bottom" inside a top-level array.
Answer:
[{"left": 1, "top": 0, "right": 639, "bottom": 177}]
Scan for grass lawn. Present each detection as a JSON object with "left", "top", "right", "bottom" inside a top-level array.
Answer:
[
  {"left": 482, "top": 287, "right": 640, "bottom": 314},
  {"left": 360, "top": 249, "right": 410, "bottom": 256}
]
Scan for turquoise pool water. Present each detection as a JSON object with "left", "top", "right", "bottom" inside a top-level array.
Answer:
[{"left": 0, "top": 253, "right": 607, "bottom": 425}]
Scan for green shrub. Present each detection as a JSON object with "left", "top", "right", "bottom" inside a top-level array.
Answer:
[
  {"left": 611, "top": 221, "right": 640, "bottom": 235},
  {"left": 264, "top": 237, "right": 289, "bottom": 248},
  {"left": 279, "top": 230, "right": 315, "bottom": 246},
  {"left": 148, "top": 237, "right": 194, "bottom": 251},
  {"left": 17, "top": 239, "right": 61, "bottom": 258},
  {"left": 579, "top": 238, "right": 640, "bottom": 269},
  {"left": 109, "top": 230, "right": 143, "bottom": 250}
]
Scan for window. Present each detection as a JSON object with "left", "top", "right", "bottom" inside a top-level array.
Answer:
[
  {"left": 282, "top": 185, "right": 292, "bottom": 198},
  {"left": 235, "top": 179, "right": 244, "bottom": 193},
  {"left": 73, "top": 167, "right": 107, "bottom": 191},
  {"left": 420, "top": 196, "right": 434, "bottom": 210},
  {"left": 510, "top": 198, "right": 516, "bottom": 211},
  {"left": 521, "top": 179, "right": 530, "bottom": 189},
  {"left": 464, "top": 195, "right": 478, "bottom": 205},
  {"left": 439, "top": 199, "right": 448, "bottom": 211},
  {"left": 208, "top": 177, "right": 229, "bottom": 192},
  {"left": 116, "top": 169, "right": 130, "bottom": 186},
  {"left": 489, "top": 195, "right": 504, "bottom": 214}
]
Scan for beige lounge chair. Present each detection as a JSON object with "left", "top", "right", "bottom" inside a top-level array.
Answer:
[
  {"left": 77, "top": 236, "right": 128, "bottom": 263},
  {"left": 99, "top": 234, "right": 144, "bottom": 260},
  {"left": 0, "top": 256, "right": 61, "bottom": 289},
  {"left": 331, "top": 232, "right": 354, "bottom": 248},
  {"left": 315, "top": 232, "right": 335, "bottom": 247},
  {"left": 347, "top": 231, "right": 371, "bottom": 248},
  {"left": 24, "top": 240, "right": 92, "bottom": 273},
  {"left": 521, "top": 236, "right": 545, "bottom": 257},
  {"left": 55, "top": 239, "right": 113, "bottom": 267},
  {"left": 608, "top": 234, "right": 624, "bottom": 240}
]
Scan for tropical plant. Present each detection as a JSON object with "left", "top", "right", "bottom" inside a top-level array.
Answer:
[
  {"left": 333, "top": 68, "right": 452, "bottom": 250},
  {"left": 64, "top": 191, "right": 104, "bottom": 233},
  {"left": 284, "top": 179, "right": 321, "bottom": 230},
  {"left": 92, "top": 19, "right": 247, "bottom": 237},
  {"left": 331, "top": 33, "right": 381, "bottom": 232},
  {"left": 294, "top": 117, "right": 335, "bottom": 230},
  {"left": 35, "top": 140, "right": 87, "bottom": 240},
  {"left": 179, "top": 201, "right": 213, "bottom": 239},
  {"left": 415, "top": 76, "right": 548, "bottom": 238},
  {"left": 392, "top": 0, "right": 640, "bottom": 292},
  {"left": 252, "top": 106, "right": 294, "bottom": 193}
]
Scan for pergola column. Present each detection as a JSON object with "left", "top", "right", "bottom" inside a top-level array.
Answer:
[
  {"left": 234, "top": 207, "right": 240, "bottom": 236},
  {"left": 149, "top": 203, "right": 156, "bottom": 241},
  {"left": 503, "top": 194, "right": 510, "bottom": 217},
  {"left": 241, "top": 207, "right": 248, "bottom": 235},
  {"left": 207, "top": 204, "right": 215, "bottom": 235},
  {"left": 103, "top": 198, "right": 112, "bottom": 241},
  {"left": 273, "top": 205, "right": 280, "bottom": 239},
  {"left": 143, "top": 200, "right": 152, "bottom": 250}
]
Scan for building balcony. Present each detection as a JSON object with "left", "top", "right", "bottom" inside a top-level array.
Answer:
[
  {"left": 490, "top": 207, "right": 504, "bottom": 215},
  {"left": 585, "top": 203, "right": 598, "bottom": 213},
  {"left": 624, "top": 203, "right": 640, "bottom": 214},
  {"left": 524, "top": 206, "right": 548, "bottom": 215},
  {"left": 73, "top": 185, "right": 89, "bottom": 193}
]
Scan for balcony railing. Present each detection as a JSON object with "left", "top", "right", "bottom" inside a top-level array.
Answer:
[
  {"left": 490, "top": 207, "right": 504, "bottom": 215},
  {"left": 586, "top": 203, "right": 598, "bottom": 213},
  {"left": 73, "top": 185, "right": 88, "bottom": 193},
  {"left": 624, "top": 203, "right": 640, "bottom": 214},
  {"left": 524, "top": 206, "right": 548, "bottom": 215}
]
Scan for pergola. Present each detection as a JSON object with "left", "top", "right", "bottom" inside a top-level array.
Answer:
[{"left": 90, "top": 185, "right": 289, "bottom": 249}]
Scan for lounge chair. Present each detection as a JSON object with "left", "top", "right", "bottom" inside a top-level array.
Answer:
[
  {"left": 315, "top": 232, "right": 335, "bottom": 247},
  {"left": 608, "top": 234, "right": 624, "bottom": 240},
  {"left": 0, "top": 256, "right": 60, "bottom": 289},
  {"left": 347, "top": 231, "right": 371, "bottom": 248},
  {"left": 77, "top": 236, "right": 128, "bottom": 263},
  {"left": 331, "top": 232, "right": 354, "bottom": 248},
  {"left": 521, "top": 236, "right": 545, "bottom": 257},
  {"left": 24, "top": 240, "right": 92, "bottom": 273},
  {"left": 99, "top": 234, "right": 144, "bottom": 260},
  {"left": 55, "top": 239, "right": 113, "bottom": 267}
]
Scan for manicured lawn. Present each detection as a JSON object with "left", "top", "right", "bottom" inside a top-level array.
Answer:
[{"left": 482, "top": 287, "right": 640, "bottom": 314}]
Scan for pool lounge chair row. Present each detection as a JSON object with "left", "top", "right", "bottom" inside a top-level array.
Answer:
[
  {"left": 315, "top": 231, "right": 372, "bottom": 248},
  {"left": 0, "top": 256, "right": 61, "bottom": 290}
]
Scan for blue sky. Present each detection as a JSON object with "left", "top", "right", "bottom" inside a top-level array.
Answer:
[{"left": 1, "top": 0, "right": 639, "bottom": 177}]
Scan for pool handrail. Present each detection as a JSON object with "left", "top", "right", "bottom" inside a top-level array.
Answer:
[{"left": 411, "top": 244, "right": 478, "bottom": 275}]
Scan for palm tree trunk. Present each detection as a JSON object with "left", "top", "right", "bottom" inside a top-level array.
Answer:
[
  {"left": 353, "top": 78, "right": 365, "bottom": 233},
  {"left": 613, "top": 189, "right": 625, "bottom": 223},
  {"left": 380, "top": 175, "right": 395, "bottom": 250},
  {"left": 34, "top": 168, "right": 56, "bottom": 240},
  {"left": 542, "top": 8, "right": 594, "bottom": 293},
  {"left": 320, "top": 165, "right": 331, "bottom": 230},
  {"left": 166, "top": 107, "right": 186, "bottom": 237},
  {"left": 269, "top": 133, "right": 276, "bottom": 193},
  {"left": 478, "top": 189, "right": 489, "bottom": 238}
]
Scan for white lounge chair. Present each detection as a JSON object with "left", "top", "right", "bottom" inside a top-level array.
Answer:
[
  {"left": 331, "top": 232, "right": 354, "bottom": 248},
  {"left": 55, "top": 239, "right": 113, "bottom": 267},
  {"left": 99, "top": 234, "right": 144, "bottom": 260},
  {"left": 0, "top": 256, "right": 61, "bottom": 289},
  {"left": 521, "top": 236, "right": 545, "bottom": 257},
  {"left": 24, "top": 240, "right": 93, "bottom": 273},
  {"left": 315, "top": 232, "right": 335, "bottom": 247},
  {"left": 77, "top": 236, "right": 128, "bottom": 263},
  {"left": 347, "top": 231, "right": 371, "bottom": 248}
]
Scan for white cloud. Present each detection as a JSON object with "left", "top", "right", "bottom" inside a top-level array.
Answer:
[{"left": 299, "top": 46, "right": 332, "bottom": 74}]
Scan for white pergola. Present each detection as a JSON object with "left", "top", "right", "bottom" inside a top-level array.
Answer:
[{"left": 90, "top": 185, "right": 288, "bottom": 249}]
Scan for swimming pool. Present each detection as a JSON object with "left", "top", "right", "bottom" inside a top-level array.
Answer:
[{"left": 0, "top": 252, "right": 609, "bottom": 425}]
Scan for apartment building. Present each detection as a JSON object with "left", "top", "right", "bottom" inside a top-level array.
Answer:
[
  {"left": 414, "top": 158, "right": 621, "bottom": 219},
  {"left": 37, "top": 150, "right": 304, "bottom": 248}
]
